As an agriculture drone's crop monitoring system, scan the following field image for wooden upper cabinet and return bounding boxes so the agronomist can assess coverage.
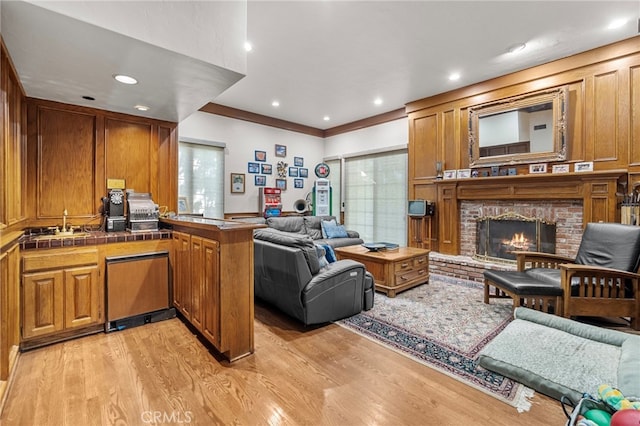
[589,70,620,162]
[25,99,177,226]
[409,112,438,181]
[105,119,156,195]
[631,66,640,167]
[1,40,26,229]
[36,107,97,219]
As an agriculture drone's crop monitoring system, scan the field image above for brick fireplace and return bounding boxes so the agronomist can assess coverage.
[428,171,624,283]
[461,200,583,259]
[431,199,583,282]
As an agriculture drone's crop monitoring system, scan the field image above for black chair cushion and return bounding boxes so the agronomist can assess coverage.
[575,223,640,272]
[484,270,563,296]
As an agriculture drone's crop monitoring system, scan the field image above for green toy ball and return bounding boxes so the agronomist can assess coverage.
[584,409,612,426]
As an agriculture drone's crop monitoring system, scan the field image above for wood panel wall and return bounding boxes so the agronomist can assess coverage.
[406,36,640,254]
[1,38,27,231]
[25,99,178,228]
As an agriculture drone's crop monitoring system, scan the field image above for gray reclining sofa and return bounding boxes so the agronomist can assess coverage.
[253,228,374,325]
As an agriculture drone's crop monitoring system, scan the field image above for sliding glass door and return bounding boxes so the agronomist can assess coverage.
[343,149,407,245]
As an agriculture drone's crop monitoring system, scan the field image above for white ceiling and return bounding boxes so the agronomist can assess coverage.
[2,1,639,129]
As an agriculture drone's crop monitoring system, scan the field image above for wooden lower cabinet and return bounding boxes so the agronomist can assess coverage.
[173,232,220,347]
[172,231,191,318]
[21,248,101,343]
[201,239,220,345]
[171,225,254,361]
[0,237,21,400]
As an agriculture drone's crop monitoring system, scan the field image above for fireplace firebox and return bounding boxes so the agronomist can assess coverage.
[475,213,556,262]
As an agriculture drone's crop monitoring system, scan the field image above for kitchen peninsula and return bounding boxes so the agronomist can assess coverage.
[161,216,265,362]
[17,216,264,363]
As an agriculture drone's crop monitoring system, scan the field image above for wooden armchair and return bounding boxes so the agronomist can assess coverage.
[484,222,640,330]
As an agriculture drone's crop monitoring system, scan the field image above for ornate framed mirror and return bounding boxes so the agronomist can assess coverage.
[468,85,568,168]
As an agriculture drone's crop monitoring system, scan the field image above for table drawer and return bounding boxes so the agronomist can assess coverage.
[394,259,415,272]
[394,267,428,286]
[413,255,428,268]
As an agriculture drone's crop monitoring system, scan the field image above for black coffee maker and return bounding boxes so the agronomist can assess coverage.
[102,188,126,232]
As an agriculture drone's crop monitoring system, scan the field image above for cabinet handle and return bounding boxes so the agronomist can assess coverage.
[401,263,409,268]
[417,258,425,263]
[400,275,408,281]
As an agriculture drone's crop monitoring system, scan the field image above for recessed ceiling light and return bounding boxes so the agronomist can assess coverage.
[448,72,461,81]
[507,43,527,54]
[272,100,280,107]
[607,18,628,30]
[373,98,383,106]
[113,74,138,85]
[134,105,150,111]
[244,41,253,52]
[323,116,330,121]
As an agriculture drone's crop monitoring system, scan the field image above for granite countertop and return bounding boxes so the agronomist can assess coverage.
[160,215,267,230]
[19,228,172,251]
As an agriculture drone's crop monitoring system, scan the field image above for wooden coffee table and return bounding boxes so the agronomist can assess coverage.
[334,245,430,297]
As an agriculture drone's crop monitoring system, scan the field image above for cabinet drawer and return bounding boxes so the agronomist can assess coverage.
[394,267,428,286]
[22,248,98,272]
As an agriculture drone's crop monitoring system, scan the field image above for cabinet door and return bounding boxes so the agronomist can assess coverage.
[22,270,64,338]
[190,236,204,332]
[172,232,191,318]
[201,238,220,346]
[64,266,100,329]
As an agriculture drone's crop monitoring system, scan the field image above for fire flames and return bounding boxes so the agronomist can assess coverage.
[502,232,531,250]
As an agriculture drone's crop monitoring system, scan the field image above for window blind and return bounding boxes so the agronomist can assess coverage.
[178,141,224,218]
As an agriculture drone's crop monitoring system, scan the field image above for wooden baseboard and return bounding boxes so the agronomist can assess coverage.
[20,324,104,351]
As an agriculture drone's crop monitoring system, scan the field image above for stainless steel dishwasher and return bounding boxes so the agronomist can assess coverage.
[105,250,175,331]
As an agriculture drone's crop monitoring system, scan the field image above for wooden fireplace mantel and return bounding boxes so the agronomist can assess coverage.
[435,169,627,255]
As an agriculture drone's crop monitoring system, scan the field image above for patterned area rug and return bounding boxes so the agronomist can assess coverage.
[336,274,534,412]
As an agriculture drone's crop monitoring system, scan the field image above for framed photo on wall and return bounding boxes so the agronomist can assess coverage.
[294,157,304,167]
[261,163,272,174]
[288,167,298,177]
[255,175,266,186]
[276,178,287,190]
[231,173,245,193]
[275,144,287,157]
[299,168,308,178]
[255,150,267,162]
[248,162,260,173]
[294,178,303,189]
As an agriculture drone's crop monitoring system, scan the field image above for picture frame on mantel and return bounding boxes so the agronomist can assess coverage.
[529,163,547,174]
[443,170,456,179]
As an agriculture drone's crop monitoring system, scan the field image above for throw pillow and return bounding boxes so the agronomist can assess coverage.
[320,218,335,238]
[314,244,329,268]
[321,219,348,239]
[321,244,337,263]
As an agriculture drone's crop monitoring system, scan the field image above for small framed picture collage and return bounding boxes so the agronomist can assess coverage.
[240,145,307,190]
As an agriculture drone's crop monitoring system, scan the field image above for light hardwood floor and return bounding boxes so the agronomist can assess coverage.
[1,303,567,425]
